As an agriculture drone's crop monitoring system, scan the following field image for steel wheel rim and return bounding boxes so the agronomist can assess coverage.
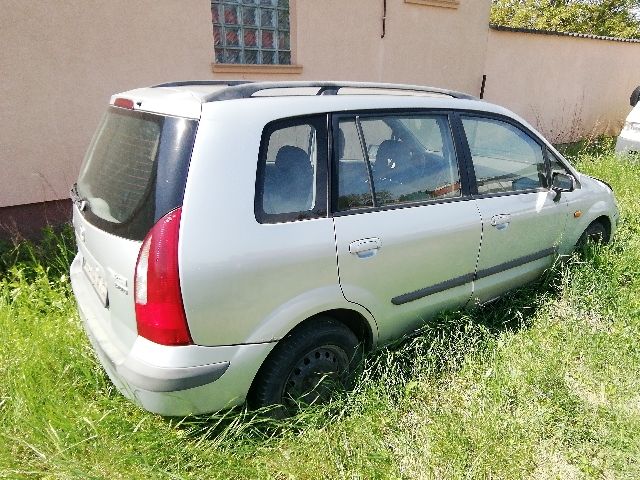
[281,345,350,407]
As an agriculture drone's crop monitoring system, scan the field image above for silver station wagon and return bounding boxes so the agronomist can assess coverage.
[70,81,618,416]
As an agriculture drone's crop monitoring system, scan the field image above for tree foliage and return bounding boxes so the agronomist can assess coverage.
[490,0,640,39]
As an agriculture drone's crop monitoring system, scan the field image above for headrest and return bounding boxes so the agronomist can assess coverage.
[275,146,311,175]
[375,140,410,175]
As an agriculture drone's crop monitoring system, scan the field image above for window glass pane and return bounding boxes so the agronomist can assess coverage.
[244,49,258,64]
[214,47,225,63]
[212,4,220,23]
[223,5,239,24]
[243,28,258,47]
[548,149,570,176]
[365,115,460,206]
[277,10,290,30]
[225,27,241,46]
[278,51,291,65]
[261,50,275,64]
[242,6,257,25]
[263,124,317,214]
[223,48,241,63]
[462,117,545,194]
[278,31,290,50]
[261,30,274,49]
[213,25,222,46]
[212,0,291,64]
[261,8,276,27]
[335,119,374,211]
[335,115,459,211]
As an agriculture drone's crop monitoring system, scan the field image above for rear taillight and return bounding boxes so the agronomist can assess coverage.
[134,208,192,346]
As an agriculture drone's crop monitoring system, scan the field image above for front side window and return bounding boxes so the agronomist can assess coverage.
[547,149,571,177]
[335,114,460,211]
[462,116,546,194]
[212,0,291,65]
[257,116,327,223]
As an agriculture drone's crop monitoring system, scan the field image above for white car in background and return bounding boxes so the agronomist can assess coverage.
[616,85,640,154]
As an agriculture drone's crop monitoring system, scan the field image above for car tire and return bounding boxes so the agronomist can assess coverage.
[249,316,360,417]
[578,220,608,248]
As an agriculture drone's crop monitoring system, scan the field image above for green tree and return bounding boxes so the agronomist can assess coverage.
[490,0,640,39]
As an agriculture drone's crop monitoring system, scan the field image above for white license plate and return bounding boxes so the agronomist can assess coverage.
[82,256,109,308]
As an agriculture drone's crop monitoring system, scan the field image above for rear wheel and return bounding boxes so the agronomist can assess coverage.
[249,317,360,417]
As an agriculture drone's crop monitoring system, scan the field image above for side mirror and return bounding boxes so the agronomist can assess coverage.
[631,85,640,107]
[551,172,575,201]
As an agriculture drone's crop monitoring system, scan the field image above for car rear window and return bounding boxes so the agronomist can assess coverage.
[76,107,197,240]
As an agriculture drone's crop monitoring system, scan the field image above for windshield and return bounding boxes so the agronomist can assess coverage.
[77,107,197,240]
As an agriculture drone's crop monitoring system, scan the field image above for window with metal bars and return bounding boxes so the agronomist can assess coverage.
[212,0,291,65]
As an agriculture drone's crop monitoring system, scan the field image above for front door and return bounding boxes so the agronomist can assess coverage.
[331,113,482,342]
[458,114,570,304]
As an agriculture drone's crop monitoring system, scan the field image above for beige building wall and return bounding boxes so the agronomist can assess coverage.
[212,0,492,95]
[10,0,640,213]
[0,0,213,208]
[484,28,640,143]
[1,0,492,210]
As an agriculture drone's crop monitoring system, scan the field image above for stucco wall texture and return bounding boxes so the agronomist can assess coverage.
[0,0,213,208]
[1,0,639,210]
[484,29,640,144]
[213,0,492,93]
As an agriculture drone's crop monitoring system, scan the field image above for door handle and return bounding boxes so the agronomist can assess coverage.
[490,214,511,230]
[349,237,381,258]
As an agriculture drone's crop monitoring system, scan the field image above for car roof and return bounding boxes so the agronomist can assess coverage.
[110,80,515,122]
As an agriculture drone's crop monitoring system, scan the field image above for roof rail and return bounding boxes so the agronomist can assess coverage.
[200,81,477,102]
[151,80,253,88]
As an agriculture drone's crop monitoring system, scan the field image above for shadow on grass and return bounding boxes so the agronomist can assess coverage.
[0,224,75,281]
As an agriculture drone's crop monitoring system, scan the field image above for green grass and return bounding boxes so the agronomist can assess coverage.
[2,146,640,479]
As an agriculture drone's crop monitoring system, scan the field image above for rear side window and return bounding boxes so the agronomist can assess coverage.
[76,107,197,240]
[256,115,328,223]
[335,114,460,211]
[461,116,546,194]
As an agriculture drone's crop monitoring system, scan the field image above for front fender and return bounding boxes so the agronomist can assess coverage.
[560,198,614,254]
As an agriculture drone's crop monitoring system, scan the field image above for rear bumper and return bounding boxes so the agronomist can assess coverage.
[70,253,276,416]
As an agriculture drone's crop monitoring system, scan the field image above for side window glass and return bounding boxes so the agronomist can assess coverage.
[548,149,571,178]
[462,117,545,194]
[260,121,319,218]
[335,115,461,211]
[365,115,460,206]
[336,119,374,210]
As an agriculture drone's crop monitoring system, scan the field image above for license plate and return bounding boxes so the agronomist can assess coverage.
[82,256,109,308]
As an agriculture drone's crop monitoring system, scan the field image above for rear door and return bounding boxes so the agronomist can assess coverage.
[457,114,570,303]
[331,112,482,342]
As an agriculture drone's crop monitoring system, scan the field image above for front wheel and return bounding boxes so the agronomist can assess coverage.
[577,220,608,248]
[249,317,360,417]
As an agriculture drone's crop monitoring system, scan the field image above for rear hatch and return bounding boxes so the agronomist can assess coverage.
[72,103,198,353]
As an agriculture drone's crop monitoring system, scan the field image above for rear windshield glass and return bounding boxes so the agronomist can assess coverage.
[76,107,197,240]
